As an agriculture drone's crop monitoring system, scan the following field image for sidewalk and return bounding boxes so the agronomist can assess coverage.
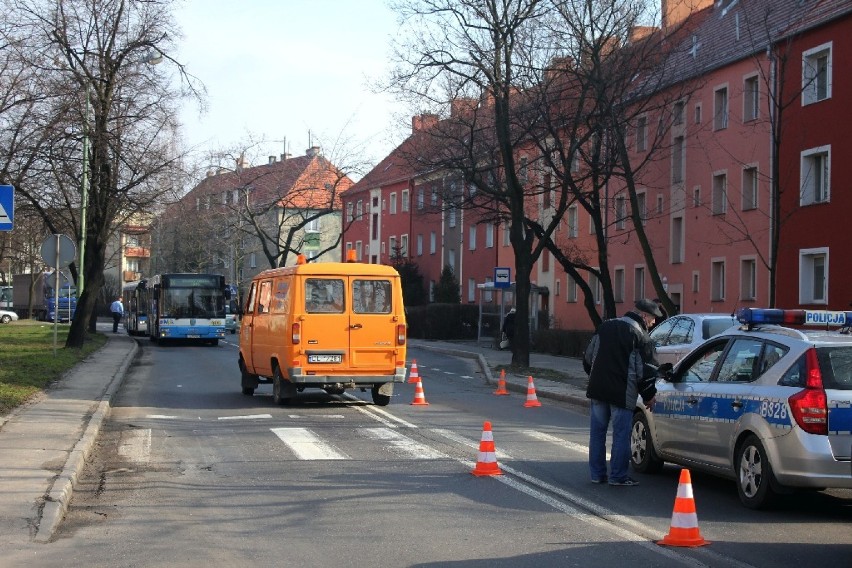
[0,329,586,547]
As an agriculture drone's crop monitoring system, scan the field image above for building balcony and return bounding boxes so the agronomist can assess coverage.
[123,270,142,282]
[124,246,151,258]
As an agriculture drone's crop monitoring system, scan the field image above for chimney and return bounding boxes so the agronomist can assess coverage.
[545,56,574,81]
[268,155,277,164]
[306,146,321,158]
[629,25,658,43]
[411,113,439,133]
[661,0,713,30]
[235,155,246,171]
[450,98,477,118]
[281,153,291,161]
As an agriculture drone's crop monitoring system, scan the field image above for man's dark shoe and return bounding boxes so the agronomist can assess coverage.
[609,477,640,487]
[591,476,608,484]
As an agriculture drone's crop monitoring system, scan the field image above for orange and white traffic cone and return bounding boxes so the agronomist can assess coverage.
[410,379,429,406]
[658,469,710,547]
[493,369,509,395]
[523,376,542,408]
[407,359,421,384]
[471,421,503,476]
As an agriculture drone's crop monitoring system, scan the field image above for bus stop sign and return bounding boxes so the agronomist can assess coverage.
[494,267,511,288]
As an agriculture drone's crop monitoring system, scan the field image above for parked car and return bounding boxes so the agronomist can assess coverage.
[631,308,852,509]
[0,308,19,324]
[649,313,737,365]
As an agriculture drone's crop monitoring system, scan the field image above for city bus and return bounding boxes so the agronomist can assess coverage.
[147,273,230,345]
[122,280,149,336]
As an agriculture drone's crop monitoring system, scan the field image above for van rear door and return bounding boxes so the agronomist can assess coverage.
[349,277,399,373]
[301,277,350,372]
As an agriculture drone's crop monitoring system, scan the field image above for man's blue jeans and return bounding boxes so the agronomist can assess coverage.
[589,400,633,482]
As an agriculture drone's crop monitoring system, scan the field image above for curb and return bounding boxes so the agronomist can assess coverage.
[34,338,139,543]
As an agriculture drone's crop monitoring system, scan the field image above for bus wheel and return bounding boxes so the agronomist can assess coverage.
[208,339,219,346]
[272,365,293,406]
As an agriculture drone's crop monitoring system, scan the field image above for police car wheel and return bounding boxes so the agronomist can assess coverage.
[630,412,664,473]
[736,435,777,509]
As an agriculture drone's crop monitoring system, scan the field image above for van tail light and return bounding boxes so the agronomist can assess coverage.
[396,324,406,346]
[788,348,828,435]
[292,322,301,345]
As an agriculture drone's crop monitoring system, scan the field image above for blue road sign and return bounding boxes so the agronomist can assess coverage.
[0,185,13,231]
[494,266,511,288]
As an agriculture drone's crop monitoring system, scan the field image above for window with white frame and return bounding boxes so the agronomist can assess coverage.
[382,241,387,255]
[468,278,476,302]
[672,136,685,184]
[233,189,240,205]
[416,234,423,256]
[484,277,493,302]
[305,216,320,233]
[448,207,457,228]
[657,194,664,214]
[711,259,726,301]
[417,188,424,210]
[636,191,647,224]
[673,101,685,125]
[503,221,511,246]
[195,197,200,211]
[714,86,728,130]
[555,279,561,297]
[591,272,601,304]
[485,223,494,248]
[468,183,477,198]
[355,241,363,261]
[633,266,645,301]
[800,146,830,205]
[636,115,647,152]
[401,234,408,257]
[567,205,578,238]
[742,166,758,210]
[744,75,759,121]
[356,199,363,220]
[740,257,756,301]
[250,253,257,268]
[431,187,438,206]
[429,280,435,302]
[390,192,397,214]
[430,231,436,254]
[402,189,410,212]
[802,42,832,105]
[448,249,456,272]
[615,195,627,230]
[614,268,625,303]
[222,191,228,205]
[799,248,828,304]
[694,103,702,124]
[712,173,727,215]
[469,225,476,250]
[346,202,354,222]
[693,186,701,208]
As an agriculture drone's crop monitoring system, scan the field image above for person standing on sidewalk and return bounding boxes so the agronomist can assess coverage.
[583,299,660,486]
[110,297,124,333]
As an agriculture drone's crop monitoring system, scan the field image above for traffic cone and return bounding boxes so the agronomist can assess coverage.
[407,359,421,384]
[471,421,503,476]
[410,379,429,405]
[658,469,710,547]
[493,369,509,395]
[523,376,542,407]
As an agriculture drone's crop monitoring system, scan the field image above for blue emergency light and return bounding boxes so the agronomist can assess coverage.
[737,308,852,327]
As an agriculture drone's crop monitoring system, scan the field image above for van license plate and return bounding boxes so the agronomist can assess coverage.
[308,354,342,363]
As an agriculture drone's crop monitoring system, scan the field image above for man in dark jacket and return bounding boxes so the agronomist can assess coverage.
[583,299,660,486]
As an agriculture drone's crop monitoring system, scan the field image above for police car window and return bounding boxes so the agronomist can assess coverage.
[305,279,345,314]
[758,343,787,376]
[649,318,675,346]
[778,354,806,388]
[715,338,763,383]
[816,347,852,390]
[353,280,392,314]
[680,340,727,383]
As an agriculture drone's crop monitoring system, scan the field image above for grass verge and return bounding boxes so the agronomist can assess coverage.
[0,320,107,416]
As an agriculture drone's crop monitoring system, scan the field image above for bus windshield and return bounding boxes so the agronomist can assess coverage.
[160,287,225,319]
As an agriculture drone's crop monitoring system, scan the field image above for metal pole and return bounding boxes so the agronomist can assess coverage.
[78,89,89,299]
[53,235,60,356]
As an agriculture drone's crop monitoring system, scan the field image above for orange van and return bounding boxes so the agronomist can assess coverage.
[238,255,407,405]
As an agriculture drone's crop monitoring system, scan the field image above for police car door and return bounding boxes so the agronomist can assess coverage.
[654,338,729,463]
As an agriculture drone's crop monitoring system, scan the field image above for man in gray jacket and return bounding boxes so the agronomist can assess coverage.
[584,299,660,486]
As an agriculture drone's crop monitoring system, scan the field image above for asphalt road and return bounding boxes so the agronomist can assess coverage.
[22,338,851,568]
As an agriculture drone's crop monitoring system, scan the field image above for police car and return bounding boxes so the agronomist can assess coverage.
[630,308,852,509]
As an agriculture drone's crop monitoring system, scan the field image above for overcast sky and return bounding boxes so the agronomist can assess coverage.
[174,0,409,171]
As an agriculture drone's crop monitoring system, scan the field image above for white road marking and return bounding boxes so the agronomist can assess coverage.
[218,414,272,421]
[432,428,512,460]
[362,428,448,459]
[342,393,419,428]
[146,415,180,420]
[118,428,151,465]
[524,430,593,456]
[271,427,347,460]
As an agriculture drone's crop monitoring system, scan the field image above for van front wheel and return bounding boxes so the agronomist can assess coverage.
[272,365,292,406]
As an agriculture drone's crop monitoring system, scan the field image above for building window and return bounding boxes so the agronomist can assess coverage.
[614,268,625,303]
[401,234,408,257]
[657,195,664,215]
[390,192,397,214]
[430,231,436,254]
[233,189,240,205]
[222,191,228,205]
[484,277,493,302]
[250,253,257,269]
[401,189,410,212]
[468,278,476,302]
[712,173,727,215]
[355,241,363,261]
[485,224,494,248]
[447,249,456,272]
[714,86,728,130]
[694,103,702,124]
[673,101,685,125]
[417,188,424,210]
[416,234,423,256]
[740,257,756,301]
[356,200,363,220]
[800,146,830,205]
[431,187,438,206]
[468,225,476,250]
[692,271,700,293]
[503,221,510,246]
[519,156,528,184]
[744,75,759,121]
[802,43,832,105]
[591,271,601,304]
[567,275,578,303]
[305,217,320,233]
[346,203,354,223]
[195,197,200,211]
[615,195,627,230]
[672,216,684,264]
[742,166,758,210]
[636,191,647,224]
[636,115,647,152]
[372,213,379,239]
[711,259,726,301]
[799,248,828,304]
[567,205,578,238]
[633,266,645,301]
[672,135,685,184]
[448,207,457,228]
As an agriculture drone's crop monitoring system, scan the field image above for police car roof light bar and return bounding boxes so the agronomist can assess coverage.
[737,308,852,328]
